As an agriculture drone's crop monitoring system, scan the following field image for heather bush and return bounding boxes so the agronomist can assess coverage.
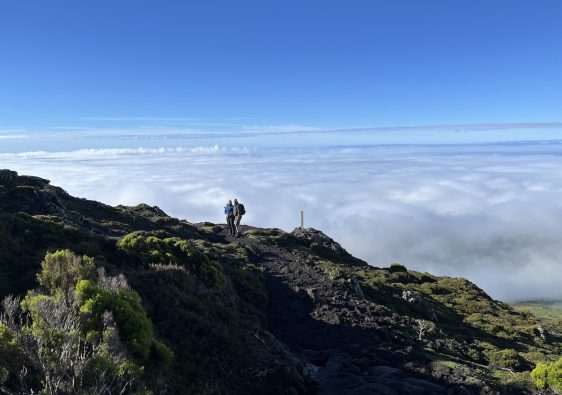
[37,249,96,293]
[389,262,408,273]
[0,250,172,394]
[486,349,527,371]
[531,357,562,392]
[118,232,226,291]
[76,279,173,364]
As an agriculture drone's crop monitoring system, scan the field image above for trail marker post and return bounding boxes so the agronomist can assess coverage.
[300,210,304,228]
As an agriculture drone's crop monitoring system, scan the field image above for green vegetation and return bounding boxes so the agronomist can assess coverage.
[118,232,226,291]
[0,323,23,389]
[486,349,528,371]
[0,171,295,394]
[0,250,172,394]
[307,252,562,389]
[513,301,562,323]
[531,357,562,392]
[389,262,408,272]
[76,279,173,364]
[37,249,96,292]
[113,231,277,393]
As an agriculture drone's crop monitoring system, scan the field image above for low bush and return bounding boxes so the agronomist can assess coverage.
[0,250,173,394]
[389,263,408,273]
[486,349,527,371]
[77,279,157,362]
[37,249,96,293]
[118,232,226,291]
[531,357,562,392]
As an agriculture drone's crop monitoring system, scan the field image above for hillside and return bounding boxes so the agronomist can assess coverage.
[0,169,561,394]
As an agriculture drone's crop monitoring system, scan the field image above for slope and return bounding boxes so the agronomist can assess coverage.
[0,169,560,394]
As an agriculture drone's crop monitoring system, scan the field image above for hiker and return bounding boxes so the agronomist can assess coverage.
[233,198,246,237]
[224,200,235,237]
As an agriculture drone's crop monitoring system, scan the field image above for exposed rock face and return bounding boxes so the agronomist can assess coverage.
[290,227,367,266]
[0,169,50,188]
[402,289,424,304]
[348,277,365,300]
[291,227,349,256]
[0,169,18,184]
[536,325,548,342]
[0,170,67,217]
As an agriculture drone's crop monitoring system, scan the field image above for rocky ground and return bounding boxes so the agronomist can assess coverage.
[220,228,520,394]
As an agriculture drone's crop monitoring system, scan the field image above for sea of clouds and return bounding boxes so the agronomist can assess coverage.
[2,140,562,302]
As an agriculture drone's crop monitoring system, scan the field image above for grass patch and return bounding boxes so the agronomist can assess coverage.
[512,301,562,322]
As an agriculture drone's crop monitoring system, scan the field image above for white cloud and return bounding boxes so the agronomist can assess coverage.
[3,142,562,302]
[0,145,253,160]
[241,124,323,133]
[0,134,28,139]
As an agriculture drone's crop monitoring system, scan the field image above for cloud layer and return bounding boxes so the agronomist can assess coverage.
[3,142,562,302]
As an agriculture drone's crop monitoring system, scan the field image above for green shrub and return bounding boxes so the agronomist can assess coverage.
[25,249,173,373]
[531,357,562,392]
[420,273,437,283]
[199,260,226,291]
[229,265,268,307]
[118,232,225,291]
[0,324,23,388]
[118,233,205,267]
[77,280,159,362]
[150,339,175,368]
[420,282,451,296]
[85,351,119,383]
[310,242,331,257]
[531,363,548,389]
[486,349,527,371]
[16,277,147,393]
[37,249,95,293]
[524,351,547,364]
[389,263,408,273]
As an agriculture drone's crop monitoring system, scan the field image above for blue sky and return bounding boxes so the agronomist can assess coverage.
[1,1,561,136]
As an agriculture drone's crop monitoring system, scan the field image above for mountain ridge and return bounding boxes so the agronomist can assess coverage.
[0,169,560,394]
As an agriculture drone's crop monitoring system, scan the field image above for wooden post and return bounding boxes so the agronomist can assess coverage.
[300,210,304,228]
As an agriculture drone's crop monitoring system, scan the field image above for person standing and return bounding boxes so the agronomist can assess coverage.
[233,198,245,237]
[224,200,235,236]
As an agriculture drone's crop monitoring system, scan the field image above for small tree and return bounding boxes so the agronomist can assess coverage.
[0,250,172,395]
[415,319,435,341]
